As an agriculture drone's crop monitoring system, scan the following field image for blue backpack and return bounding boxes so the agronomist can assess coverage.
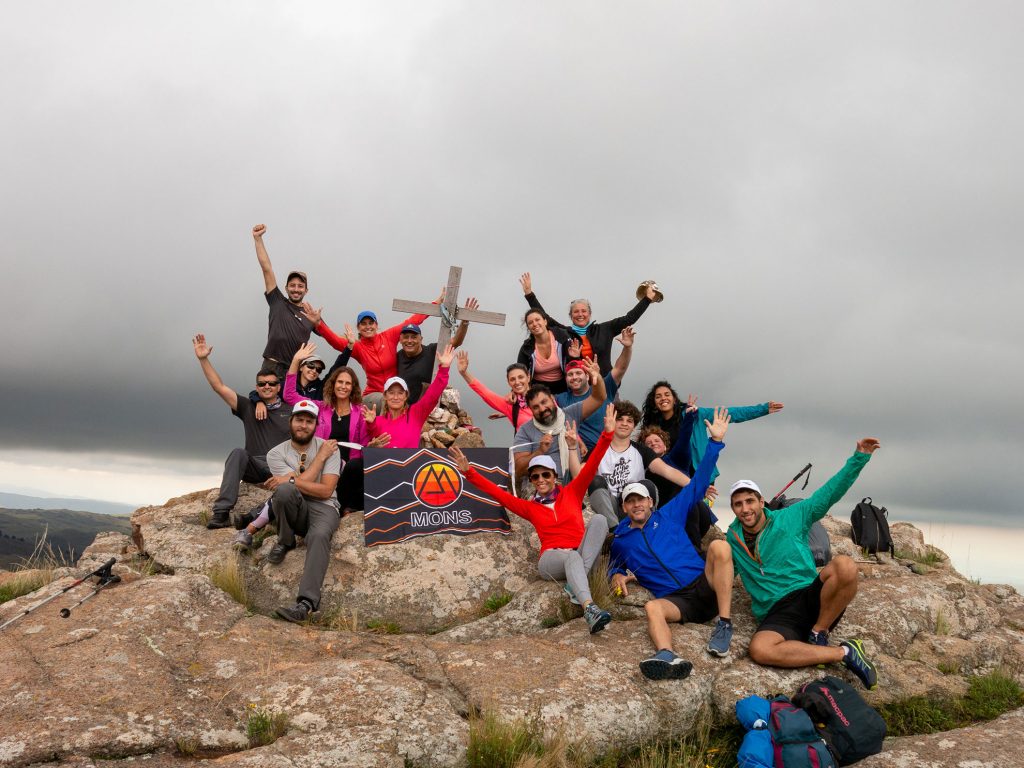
[736,694,836,768]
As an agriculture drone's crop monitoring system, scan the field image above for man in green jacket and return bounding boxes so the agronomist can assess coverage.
[726,437,881,689]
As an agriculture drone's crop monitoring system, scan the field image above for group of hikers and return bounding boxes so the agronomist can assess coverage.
[193,224,881,689]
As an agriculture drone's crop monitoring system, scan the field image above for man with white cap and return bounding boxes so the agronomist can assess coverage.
[451,406,617,634]
[252,224,317,379]
[609,408,734,681]
[264,399,342,623]
[725,437,882,689]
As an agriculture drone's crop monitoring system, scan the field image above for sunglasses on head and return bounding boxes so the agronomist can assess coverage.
[529,470,555,481]
[256,380,280,387]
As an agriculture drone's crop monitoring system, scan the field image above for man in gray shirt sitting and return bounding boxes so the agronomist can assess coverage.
[263,400,342,623]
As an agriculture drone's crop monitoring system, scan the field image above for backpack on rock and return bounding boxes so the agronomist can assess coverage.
[849,497,894,556]
[792,675,886,765]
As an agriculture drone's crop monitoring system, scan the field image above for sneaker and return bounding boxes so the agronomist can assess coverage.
[808,629,830,646]
[840,639,878,690]
[231,529,254,552]
[583,603,611,634]
[639,649,693,681]
[706,619,733,657]
[206,512,231,530]
[275,600,313,624]
[232,507,257,530]
[266,542,294,565]
[563,583,580,605]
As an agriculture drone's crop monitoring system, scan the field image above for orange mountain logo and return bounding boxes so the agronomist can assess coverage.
[412,462,463,509]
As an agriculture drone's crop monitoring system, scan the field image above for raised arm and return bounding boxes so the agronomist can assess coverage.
[648,457,690,488]
[315,318,351,353]
[565,404,616,495]
[578,358,607,420]
[450,445,538,524]
[193,334,238,410]
[520,273,568,331]
[564,419,583,479]
[794,438,878,527]
[252,224,277,294]
[609,326,634,384]
[408,345,453,423]
[451,297,478,348]
[660,407,731,525]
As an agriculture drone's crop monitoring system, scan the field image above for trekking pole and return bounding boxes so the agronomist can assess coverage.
[0,558,116,632]
[59,569,121,618]
[768,463,812,508]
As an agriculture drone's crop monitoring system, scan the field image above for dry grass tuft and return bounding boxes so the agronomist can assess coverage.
[208,553,250,608]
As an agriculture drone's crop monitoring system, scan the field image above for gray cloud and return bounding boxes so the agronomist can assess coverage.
[1,3,1019,526]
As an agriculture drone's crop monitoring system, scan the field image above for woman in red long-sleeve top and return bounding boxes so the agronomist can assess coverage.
[449,404,618,635]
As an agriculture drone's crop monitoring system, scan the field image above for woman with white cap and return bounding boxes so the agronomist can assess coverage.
[362,344,455,449]
[449,405,618,635]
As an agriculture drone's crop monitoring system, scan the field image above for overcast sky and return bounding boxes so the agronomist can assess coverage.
[1,3,1020,530]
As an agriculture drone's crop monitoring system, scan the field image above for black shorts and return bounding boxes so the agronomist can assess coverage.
[756,577,844,641]
[661,572,719,625]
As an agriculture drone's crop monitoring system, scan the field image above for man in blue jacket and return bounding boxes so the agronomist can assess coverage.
[609,408,734,681]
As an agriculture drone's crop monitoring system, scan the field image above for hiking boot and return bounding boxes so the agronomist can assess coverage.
[808,629,830,646]
[231,529,254,552]
[639,649,693,681]
[266,542,294,565]
[706,619,733,657]
[206,511,231,530]
[841,639,878,690]
[232,508,257,530]
[563,583,580,605]
[583,603,611,634]
[275,599,313,624]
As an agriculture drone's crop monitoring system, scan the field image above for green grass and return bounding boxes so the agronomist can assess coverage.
[245,703,288,747]
[481,591,514,616]
[317,605,360,631]
[895,547,944,566]
[877,669,1024,737]
[539,616,562,629]
[366,619,402,634]
[934,608,951,635]
[252,524,277,551]
[466,710,543,768]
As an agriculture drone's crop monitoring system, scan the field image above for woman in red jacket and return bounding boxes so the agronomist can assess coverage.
[449,404,617,634]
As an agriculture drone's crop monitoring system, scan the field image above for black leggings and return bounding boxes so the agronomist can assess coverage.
[338,457,364,513]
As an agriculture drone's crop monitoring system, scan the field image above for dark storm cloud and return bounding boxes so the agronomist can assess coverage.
[1,3,1020,525]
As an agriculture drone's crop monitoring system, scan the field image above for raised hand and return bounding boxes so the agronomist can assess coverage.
[856,438,881,455]
[567,337,582,359]
[538,434,554,454]
[685,393,698,414]
[617,326,635,347]
[254,401,268,421]
[768,401,785,414]
[300,302,322,326]
[361,403,378,425]
[292,341,318,364]
[464,297,479,312]
[519,272,532,295]
[603,403,618,433]
[448,446,470,473]
[705,407,731,442]
[581,356,601,385]
[252,224,266,240]
[564,419,579,451]
[192,334,212,360]
[367,433,391,448]
[456,350,470,375]
[644,282,659,301]
[436,287,447,304]
[343,323,357,345]
[437,344,455,368]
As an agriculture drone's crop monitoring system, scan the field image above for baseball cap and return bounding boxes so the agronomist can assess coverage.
[621,482,651,501]
[286,270,307,285]
[729,479,762,498]
[300,354,324,367]
[357,310,377,324]
[527,455,557,472]
[400,323,422,335]
[291,400,319,418]
[383,376,409,392]
[565,359,587,372]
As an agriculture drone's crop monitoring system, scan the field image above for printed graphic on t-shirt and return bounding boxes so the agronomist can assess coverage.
[598,446,646,498]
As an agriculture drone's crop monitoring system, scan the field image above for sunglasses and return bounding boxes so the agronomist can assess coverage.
[529,470,555,481]
[256,380,280,387]
[303,363,325,373]
[298,452,306,474]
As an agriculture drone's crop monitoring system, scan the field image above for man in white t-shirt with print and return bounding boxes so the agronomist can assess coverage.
[589,401,691,526]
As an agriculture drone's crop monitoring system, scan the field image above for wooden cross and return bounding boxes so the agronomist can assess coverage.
[392,266,506,371]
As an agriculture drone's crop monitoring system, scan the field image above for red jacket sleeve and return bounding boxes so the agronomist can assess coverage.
[465,467,538,525]
[468,379,515,421]
[316,320,350,353]
[565,429,613,501]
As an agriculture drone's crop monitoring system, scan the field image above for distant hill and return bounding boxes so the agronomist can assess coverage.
[0,492,137,516]
[0,508,132,570]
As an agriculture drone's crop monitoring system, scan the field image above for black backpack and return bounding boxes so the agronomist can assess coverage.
[850,497,894,556]
[793,676,886,765]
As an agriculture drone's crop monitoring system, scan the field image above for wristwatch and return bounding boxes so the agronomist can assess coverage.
[288,477,296,484]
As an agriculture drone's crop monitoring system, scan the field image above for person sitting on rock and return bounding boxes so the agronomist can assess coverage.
[512,357,606,482]
[638,393,699,506]
[519,271,659,376]
[362,344,456,449]
[587,400,692,527]
[609,408,734,681]
[726,437,882,689]
[263,400,342,623]
[192,333,292,530]
[555,326,635,453]
[449,407,618,634]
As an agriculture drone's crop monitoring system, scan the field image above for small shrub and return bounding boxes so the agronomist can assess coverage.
[962,668,1024,720]
[245,703,288,747]
[937,660,961,675]
[252,524,277,551]
[366,619,401,635]
[174,736,199,756]
[209,553,249,608]
[895,548,944,566]
[481,591,514,616]
[934,608,951,636]
[466,710,542,768]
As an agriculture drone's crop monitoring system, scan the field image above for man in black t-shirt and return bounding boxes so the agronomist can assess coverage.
[193,334,292,529]
[395,298,477,403]
[252,224,317,378]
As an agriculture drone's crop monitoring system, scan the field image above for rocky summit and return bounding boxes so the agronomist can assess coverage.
[0,489,1021,767]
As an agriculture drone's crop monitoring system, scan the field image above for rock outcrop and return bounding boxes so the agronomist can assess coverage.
[0,490,1021,767]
